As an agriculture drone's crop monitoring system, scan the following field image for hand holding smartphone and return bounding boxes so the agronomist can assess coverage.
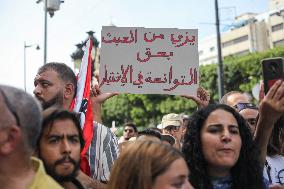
[261,57,284,94]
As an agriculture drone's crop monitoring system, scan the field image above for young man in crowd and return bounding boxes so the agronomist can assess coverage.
[119,122,138,143]
[37,109,104,189]
[33,62,119,185]
[235,102,259,135]
[0,85,62,189]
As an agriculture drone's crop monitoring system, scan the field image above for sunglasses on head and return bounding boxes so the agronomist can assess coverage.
[233,103,258,112]
[0,89,21,127]
[164,125,180,132]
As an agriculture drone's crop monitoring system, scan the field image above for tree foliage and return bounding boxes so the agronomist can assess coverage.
[102,46,284,128]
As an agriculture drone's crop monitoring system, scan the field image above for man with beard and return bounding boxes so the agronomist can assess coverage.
[37,109,102,189]
[33,63,119,187]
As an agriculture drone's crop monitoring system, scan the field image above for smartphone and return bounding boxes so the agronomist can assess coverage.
[261,57,284,94]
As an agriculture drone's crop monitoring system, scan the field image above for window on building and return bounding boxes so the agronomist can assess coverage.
[199,50,203,55]
[273,39,284,47]
[222,35,249,48]
[234,49,250,56]
[271,23,284,32]
[222,41,234,48]
[270,12,278,17]
[210,47,215,52]
[234,35,249,44]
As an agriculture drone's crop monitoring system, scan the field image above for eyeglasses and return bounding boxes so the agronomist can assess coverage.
[124,129,134,133]
[233,103,258,112]
[246,118,257,126]
[0,89,21,127]
[164,125,180,132]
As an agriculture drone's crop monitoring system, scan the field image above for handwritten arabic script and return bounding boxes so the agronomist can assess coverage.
[100,26,199,95]
[100,64,198,91]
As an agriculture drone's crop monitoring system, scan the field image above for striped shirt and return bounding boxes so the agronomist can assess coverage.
[87,121,119,182]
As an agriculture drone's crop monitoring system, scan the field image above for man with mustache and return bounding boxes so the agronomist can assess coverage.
[33,62,119,187]
[37,109,100,188]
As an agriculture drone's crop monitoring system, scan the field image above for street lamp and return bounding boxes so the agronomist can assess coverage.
[36,0,63,64]
[24,42,40,92]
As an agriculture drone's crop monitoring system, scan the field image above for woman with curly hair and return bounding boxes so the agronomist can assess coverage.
[182,104,268,189]
[107,141,193,189]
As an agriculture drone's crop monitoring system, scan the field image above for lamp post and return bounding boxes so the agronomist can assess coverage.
[37,0,63,64]
[71,31,100,82]
[215,0,225,100]
[24,42,40,92]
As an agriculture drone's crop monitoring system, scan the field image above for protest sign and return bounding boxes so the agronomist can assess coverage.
[99,26,199,95]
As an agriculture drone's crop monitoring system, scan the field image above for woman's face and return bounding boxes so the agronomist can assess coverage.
[152,158,194,189]
[200,109,242,177]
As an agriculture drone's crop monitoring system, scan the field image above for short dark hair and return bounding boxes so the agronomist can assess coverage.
[138,129,161,140]
[38,110,84,149]
[37,62,77,98]
[124,122,138,133]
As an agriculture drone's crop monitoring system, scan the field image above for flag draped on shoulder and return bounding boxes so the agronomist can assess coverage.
[70,39,93,176]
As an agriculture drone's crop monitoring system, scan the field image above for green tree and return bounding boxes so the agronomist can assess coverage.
[102,46,284,128]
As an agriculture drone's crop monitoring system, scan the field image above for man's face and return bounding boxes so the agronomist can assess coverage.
[33,70,64,110]
[123,126,136,140]
[239,108,259,135]
[38,119,81,182]
[163,125,182,141]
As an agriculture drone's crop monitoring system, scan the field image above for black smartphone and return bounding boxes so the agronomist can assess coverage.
[261,57,284,94]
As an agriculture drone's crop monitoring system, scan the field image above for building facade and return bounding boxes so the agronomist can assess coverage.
[199,0,284,65]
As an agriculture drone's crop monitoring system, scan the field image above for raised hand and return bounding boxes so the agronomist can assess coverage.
[182,87,210,109]
[90,78,118,123]
[254,79,284,166]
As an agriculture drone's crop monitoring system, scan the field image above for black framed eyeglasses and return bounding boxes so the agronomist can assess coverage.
[0,89,21,127]
[233,103,258,112]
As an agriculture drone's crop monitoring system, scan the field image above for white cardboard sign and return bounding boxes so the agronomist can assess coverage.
[99,26,199,96]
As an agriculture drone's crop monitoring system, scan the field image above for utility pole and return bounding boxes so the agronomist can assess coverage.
[215,0,225,100]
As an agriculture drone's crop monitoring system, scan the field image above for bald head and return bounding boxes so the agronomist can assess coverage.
[220,91,250,107]
[0,85,42,151]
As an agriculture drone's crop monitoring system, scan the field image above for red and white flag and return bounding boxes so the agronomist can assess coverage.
[70,39,93,176]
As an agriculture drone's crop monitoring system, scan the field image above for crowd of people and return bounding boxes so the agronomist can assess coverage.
[0,62,284,189]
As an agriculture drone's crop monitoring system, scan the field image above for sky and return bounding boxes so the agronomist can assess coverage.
[0,0,268,94]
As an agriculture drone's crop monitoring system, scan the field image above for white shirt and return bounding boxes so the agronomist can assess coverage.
[263,155,284,185]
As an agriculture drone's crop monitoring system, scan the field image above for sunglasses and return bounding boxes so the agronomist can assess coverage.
[0,89,21,127]
[164,125,180,132]
[124,129,134,133]
[233,103,258,112]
